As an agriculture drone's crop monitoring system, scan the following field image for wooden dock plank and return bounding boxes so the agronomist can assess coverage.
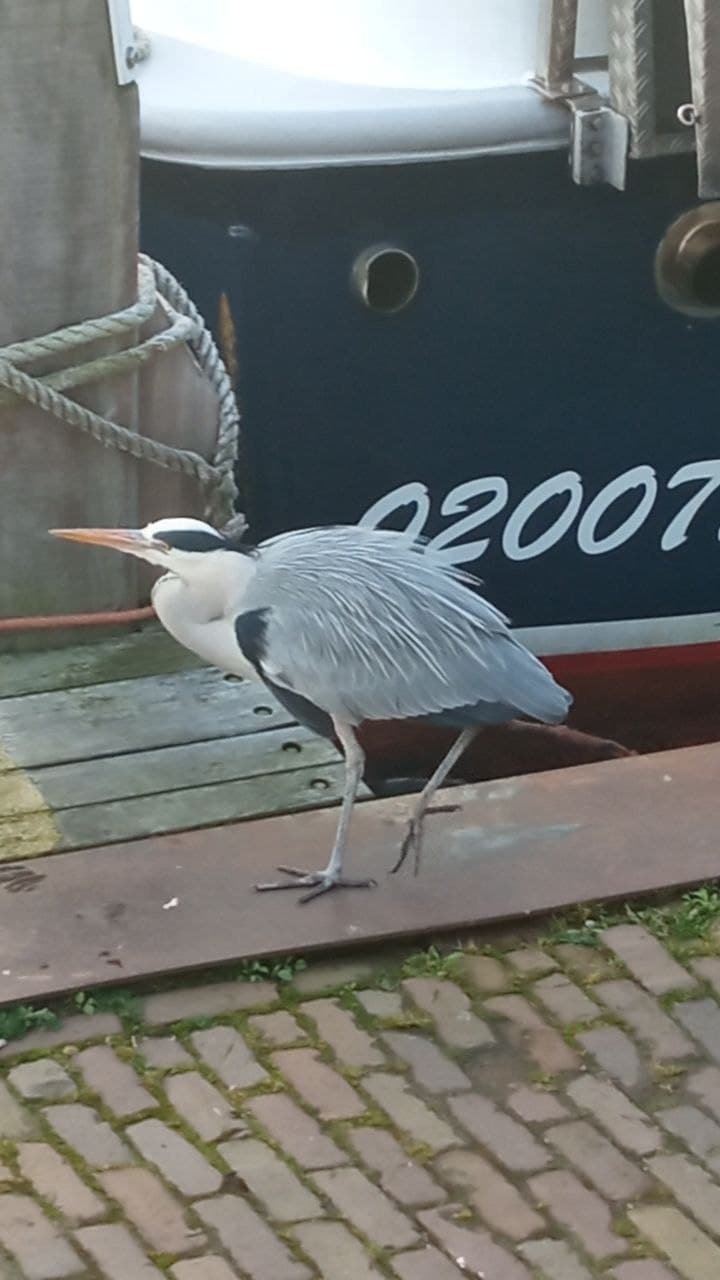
[2,627,201,699]
[0,727,340,814]
[0,669,289,769]
[2,743,719,1005]
[0,761,363,860]
[0,656,360,865]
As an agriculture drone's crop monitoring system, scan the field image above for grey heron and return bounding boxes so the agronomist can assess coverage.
[51,518,572,902]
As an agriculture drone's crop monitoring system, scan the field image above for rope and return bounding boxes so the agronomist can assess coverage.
[0,255,240,527]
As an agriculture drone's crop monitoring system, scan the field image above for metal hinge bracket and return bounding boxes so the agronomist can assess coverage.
[568,97,630,190]
[105,0,144,85]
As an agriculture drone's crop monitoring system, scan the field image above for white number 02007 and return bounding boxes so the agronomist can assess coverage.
[358,460,720,566]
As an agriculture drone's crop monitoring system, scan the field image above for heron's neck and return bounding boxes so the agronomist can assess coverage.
[151,551,256,627]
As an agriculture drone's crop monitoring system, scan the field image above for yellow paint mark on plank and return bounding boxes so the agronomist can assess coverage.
[0,746,59,858]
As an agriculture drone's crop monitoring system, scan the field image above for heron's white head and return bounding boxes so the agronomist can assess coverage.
[50,517,253,587]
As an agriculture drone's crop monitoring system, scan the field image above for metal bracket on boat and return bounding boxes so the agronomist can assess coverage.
[567,96,629,190]
[529,0,591,103]
[681,0,720,199]
[530,0,720,198]
[529,0,629,189]
[105,0,144,85]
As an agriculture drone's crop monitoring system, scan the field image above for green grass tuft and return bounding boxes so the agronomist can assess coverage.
[0,1004,60,1044]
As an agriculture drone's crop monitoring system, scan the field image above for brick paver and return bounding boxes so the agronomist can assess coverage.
[138,1035,193,1069]
[143,980,277,1025]
[17,1143,105,1225]
[291,1220,383,1279]
[686,1064,720,1118]
[528,1168,628,1259]
[312,1165,419,1248]
[485,994,580,1072]
[673,998,720,1062]
[363,1072,458,1151]
[448,1093,551,1172]
[8,1061,75,1103]
[462,953,509,992]
[418,1205,533,1280]
[657,1106,720,1175]
[612,1264,680,1280]
[195,1195,311,1280]
[546,1120,651,1200]
[271,1047,365,1118]
[190,1027,268,1090]
[0,1195,83,1279]
[381,1030,471,1093]
[629,1205,720,1280]
[594,980,694,1059]
[346,1126,445,1206]
[165,1072,246,1142]
[248,1011,304,1047]
[171,1262,240,1280]
[565,1074,661,1154]
[436,1148,544,1239]
[75,1222,164,1278]
[43,1103,132,1168]
[507,1086,570,1123]
[245,1093,348,1168]
[300,998,383,1068]
[75,1045,155,1118]
[520,1236,594,1280]
[600,925,696,996]
[533,971,600,1023]
[218,1138,323,1221]
[127,1120,223,1196]
[99,1167,206,1255]
[577,1025,645,1089]
[0,1081,36,1139]
[402,976,495,1048]
[5,926,720,1280]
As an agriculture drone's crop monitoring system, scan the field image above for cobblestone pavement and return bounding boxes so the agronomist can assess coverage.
[3,924,720,1278]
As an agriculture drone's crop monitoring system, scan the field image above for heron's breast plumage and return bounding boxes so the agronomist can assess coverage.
[152,572,261,682]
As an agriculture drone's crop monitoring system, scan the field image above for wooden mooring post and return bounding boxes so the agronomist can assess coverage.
[0,0,223,649]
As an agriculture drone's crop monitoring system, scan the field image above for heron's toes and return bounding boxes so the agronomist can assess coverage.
[391,817,425,876]
[254,868,320,892]
[255,868,376,903]
[298,875,376,904]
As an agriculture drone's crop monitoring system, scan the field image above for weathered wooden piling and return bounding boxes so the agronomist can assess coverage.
[0,0,228,647]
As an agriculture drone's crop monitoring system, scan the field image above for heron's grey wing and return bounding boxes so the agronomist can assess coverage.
[239,527,571,726]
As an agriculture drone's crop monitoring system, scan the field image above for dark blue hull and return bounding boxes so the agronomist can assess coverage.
[140,150,720,663]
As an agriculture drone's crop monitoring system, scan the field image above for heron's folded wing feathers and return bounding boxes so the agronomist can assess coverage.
[240,528,570,726]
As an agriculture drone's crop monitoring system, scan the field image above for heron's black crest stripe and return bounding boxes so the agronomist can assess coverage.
[234,609,270,674]
[263,677,335,742]
[159,530,228,553]
[158,529,257,555]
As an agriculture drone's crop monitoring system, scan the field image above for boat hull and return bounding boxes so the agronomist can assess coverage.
[139,148,720,769]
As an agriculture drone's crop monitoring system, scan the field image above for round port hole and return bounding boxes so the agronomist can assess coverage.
[656,203,720,317]
[352,245,420,314]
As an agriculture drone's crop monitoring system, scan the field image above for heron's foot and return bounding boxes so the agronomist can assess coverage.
[255,866,377,904]
[391,816,425,877]
[392,801,461,877]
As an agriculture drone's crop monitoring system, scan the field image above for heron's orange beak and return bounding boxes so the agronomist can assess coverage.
[49,528,156,555]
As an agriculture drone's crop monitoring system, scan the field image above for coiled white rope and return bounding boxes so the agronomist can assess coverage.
[0,254,240,526]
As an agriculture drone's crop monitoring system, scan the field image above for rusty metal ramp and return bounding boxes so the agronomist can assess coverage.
[2,742,719,1006]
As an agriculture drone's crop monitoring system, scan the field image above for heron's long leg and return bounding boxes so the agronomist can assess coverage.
[392,726,477,877]
[255,718,376,903]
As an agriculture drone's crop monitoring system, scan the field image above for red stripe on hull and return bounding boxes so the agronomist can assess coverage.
[547,640,720,677]
[358,640,720,789]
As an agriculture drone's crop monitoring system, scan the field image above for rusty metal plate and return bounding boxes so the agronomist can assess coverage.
[2,743,720,1006]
